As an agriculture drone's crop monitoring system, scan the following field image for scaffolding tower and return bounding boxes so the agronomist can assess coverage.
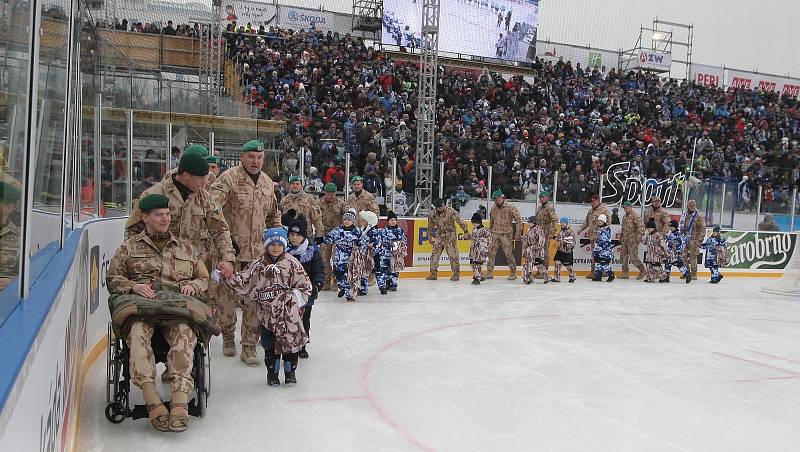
[197,0,222,116]
[352,0,382,36]
[620,18,693,80]
[412,0,440,215]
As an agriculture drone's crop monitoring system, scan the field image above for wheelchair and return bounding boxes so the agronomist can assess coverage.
[104,321,211,423]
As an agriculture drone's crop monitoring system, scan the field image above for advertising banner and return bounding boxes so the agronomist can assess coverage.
[711,230,796,270]
[635,50,672,72]
[690,64,724,87]
[537,43,619,72]
[277,6,358,35]
[220,1,277,26]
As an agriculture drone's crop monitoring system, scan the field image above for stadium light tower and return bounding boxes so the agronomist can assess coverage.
[413,0,441,215]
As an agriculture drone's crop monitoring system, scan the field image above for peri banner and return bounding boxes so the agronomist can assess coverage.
[712,230,797,270]
[691,64,724,87]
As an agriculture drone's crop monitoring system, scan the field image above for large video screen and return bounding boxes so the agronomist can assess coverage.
[382,0,539,63]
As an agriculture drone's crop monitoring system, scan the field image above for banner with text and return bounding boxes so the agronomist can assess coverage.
[690,64,724,87]
[725,69,800,98]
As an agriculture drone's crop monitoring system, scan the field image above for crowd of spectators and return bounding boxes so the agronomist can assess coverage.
[222,24,798,216]
[103,18,204,37]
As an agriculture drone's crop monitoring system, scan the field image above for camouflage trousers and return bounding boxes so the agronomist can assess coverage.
[684,240,701,276]
[619,239,645,274]
[552,263,575,281]
[126,321,196,394]
[216,261,261,347]
[488,234,516,272]
[470,260,486,281]
[522,259,550,283]
[542,237,552,268]
[644,263,665,282]
[321,243,335,288]
[430,238,460,273]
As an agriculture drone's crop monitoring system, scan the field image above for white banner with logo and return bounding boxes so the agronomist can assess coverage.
[724,69,800,98]
[635,50,672,72]
[277,6,356,35]
[690,64,724,87]
[220,1,277,26]
[537,42,620,72]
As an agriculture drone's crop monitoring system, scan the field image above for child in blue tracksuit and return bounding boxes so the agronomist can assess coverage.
[592,214,615,281]
[323,209,367,301]
[664,219,691,283]
[374,211,407,294]
[701,226,727,283]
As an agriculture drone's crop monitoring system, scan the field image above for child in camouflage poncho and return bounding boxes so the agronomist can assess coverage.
[469,212,491,285]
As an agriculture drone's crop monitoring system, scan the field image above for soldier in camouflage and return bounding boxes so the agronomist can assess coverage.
[205,155,221,189]
[679,199,706,280]
[535,191,558,270]
[488,190,523,280]
[522,216,550,284]
[162,144,208,182]
[577,194,611,278]
[106,194,209,433]
[426,198,469,281]
[279,175,325,243]
[318,183,346,290]
[644,196,671,236]
[0,180,21,291]
[210,139,282,366]
[620,201,646,279]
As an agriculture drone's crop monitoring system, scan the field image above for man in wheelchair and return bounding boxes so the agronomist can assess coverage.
[106,194,210,433]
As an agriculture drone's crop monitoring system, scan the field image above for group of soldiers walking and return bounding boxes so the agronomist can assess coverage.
[425,188,714,284]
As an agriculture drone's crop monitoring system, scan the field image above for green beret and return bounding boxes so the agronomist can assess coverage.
[288,175,302,183]
[138,194,169,212]
[206,155,220,165]
[0,181,21,203]
[323,183,337,193]
[622,200,633,207]
[351,175,363,183]
[178,152,210,176]
[491,189,504,200]
[241,140,264,153]
[184,144,209,157]
[539,190,549,198]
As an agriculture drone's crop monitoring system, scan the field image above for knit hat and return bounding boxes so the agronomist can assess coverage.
[0,181,21,203]
[263,227,288,248]
[646,218,656,229]
[241,139,264,153]
[559,216,569,225]
[669,219,679,228]
[178,152,210,176]
[359,210,379,228]
[491,189,504,200]
[281,208,296,227]
[527,215,537,224]
[288,216,308,238]
[597,214,608,224]
[343,208,357,222]
[138,194,169,212]
[323,182,337,193]
[184,144,209,157]
[622,200,633,207]
[387,210,397,221]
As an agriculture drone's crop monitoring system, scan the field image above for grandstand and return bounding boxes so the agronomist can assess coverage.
[1,1,800,451]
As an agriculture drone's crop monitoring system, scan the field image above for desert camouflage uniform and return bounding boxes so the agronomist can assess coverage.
[644,206,671,236]
[210,166,282,349]
[319,195,346,289]
[641,231,668,282]
[536,201,558,267]
[0,222,20,290]
[552,225,576,282]
[577,203,611,275]
[279,192,325,239]
[224,253,312,354]
[428,206,469,274]
[679,209,706,278]
[522,225,550,283]
[469,226,491,280]
[106,231,209,395]
[620,209,645,276]
[488,202,522,274]
[345,190,380,228]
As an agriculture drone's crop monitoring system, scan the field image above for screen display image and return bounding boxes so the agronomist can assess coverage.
[382,0,539,62]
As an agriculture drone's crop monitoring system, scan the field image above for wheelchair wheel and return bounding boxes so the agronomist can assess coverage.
[105,402,125,424]
[194,344,210,417]
[106,324,114,404]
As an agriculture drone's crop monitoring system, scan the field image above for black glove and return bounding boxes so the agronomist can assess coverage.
[315,236,324,245]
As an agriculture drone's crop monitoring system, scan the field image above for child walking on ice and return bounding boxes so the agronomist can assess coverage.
[551,217,576,283]
[701,226,727,283]
[522,216,550,284]
[469,212,491,285]
[641,218,668,283]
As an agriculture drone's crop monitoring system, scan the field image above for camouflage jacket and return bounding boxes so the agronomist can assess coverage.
[489,202,522,235]
[665,229,687,261]
[210,166,282,262]
[621,210,645,243]
[536,202,558,236]
[701,236,728,264]
[469,226,491,262]
[279,191,325,238]
[345,189,380,228]
[644,206,671,236]
[679,210,706,242]
[319,196,347,234]
[0,222,20,287]
[578,203,611,241]
[593,226,613,258]
[642,231,668,264]
[106,231,209,295]
[125,176,235,264]
[522,225,547,260]
[428,206,469,241]
[225,253,311,354]
[555,225,576,253]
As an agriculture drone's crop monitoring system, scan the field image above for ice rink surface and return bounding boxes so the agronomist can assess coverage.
[78,278,800,452]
